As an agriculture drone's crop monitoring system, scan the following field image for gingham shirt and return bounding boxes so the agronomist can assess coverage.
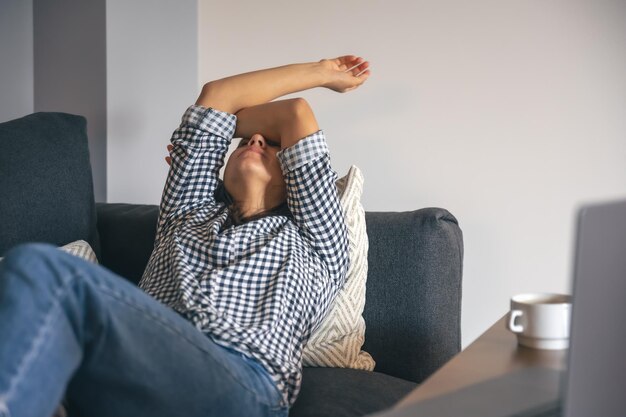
[139,105,349,407]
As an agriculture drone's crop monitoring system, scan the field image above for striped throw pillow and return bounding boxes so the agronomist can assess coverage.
[302,165,375,370]
[0,240,98,264]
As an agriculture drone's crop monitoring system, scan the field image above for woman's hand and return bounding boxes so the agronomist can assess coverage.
[320,55,371,93]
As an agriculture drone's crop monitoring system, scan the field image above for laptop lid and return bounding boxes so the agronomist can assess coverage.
[563,199,626,417]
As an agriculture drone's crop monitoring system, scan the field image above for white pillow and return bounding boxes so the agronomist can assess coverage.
[302,165,375,370]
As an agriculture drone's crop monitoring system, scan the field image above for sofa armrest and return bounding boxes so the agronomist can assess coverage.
[96,203,159,285]
[363,208,463,384]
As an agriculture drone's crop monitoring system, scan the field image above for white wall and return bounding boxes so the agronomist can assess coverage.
[0,0,33,122]
[198,0,626,347]
[106,0,198,203]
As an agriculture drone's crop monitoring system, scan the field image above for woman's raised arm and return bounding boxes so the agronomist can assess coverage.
[196,55,370,114]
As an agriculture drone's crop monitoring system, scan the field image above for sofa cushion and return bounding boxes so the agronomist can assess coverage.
[95,203,159,285]
[0,112,100,258]
[290,367,417,417]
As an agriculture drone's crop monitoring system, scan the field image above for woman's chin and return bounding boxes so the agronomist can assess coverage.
[230,163,272,183]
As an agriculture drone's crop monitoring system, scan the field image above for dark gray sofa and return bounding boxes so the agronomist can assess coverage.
[0,112,464,417]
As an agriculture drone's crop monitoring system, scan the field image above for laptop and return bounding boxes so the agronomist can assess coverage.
[369,199,626,417]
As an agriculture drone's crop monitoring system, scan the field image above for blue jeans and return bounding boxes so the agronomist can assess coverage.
[0,243,288,417]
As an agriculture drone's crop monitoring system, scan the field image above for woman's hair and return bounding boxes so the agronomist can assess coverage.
[214,181,292,226]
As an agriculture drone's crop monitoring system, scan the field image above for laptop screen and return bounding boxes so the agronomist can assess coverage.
[563,199,626,417]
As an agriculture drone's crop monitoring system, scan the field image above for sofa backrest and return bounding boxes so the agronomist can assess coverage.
[0,112,100,257]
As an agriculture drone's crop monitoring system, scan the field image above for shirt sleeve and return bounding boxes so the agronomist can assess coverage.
[158,105,237,221]
[276,130,350,288]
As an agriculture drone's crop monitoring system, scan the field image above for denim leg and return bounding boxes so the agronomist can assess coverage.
[0,243,288,417]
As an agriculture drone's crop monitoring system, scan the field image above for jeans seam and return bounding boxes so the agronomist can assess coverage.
[93,280,276,408]
[0,399,10,417]
[3,270,77,408]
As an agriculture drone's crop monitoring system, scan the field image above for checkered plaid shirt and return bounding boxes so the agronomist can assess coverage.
[139,105,349,407]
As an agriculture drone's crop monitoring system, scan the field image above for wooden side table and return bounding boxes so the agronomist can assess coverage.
[395,314,567,409]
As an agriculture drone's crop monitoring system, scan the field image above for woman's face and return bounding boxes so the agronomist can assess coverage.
[223,133,286,201]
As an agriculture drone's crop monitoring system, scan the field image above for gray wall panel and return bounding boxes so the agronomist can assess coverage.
[0,0,34,122]
[33,0,107,202]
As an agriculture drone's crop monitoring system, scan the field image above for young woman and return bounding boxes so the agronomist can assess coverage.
[0,55,370,417]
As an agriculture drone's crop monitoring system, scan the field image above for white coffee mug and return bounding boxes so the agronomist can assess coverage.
[507,293,572,350]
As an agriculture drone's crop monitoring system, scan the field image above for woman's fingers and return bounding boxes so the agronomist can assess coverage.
[340,57,368,76]
[343,56,363,72]
[332,55,360,71]
[349,60,369,76]
[165,144,173,166]
[344,61,362,73]
[355,65,371,79]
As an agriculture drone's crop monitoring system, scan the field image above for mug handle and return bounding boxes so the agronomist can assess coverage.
[507,310,524,333]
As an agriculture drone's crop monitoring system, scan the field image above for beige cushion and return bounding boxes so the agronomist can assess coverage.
[59,240,98,264]
[302,165,375,370]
